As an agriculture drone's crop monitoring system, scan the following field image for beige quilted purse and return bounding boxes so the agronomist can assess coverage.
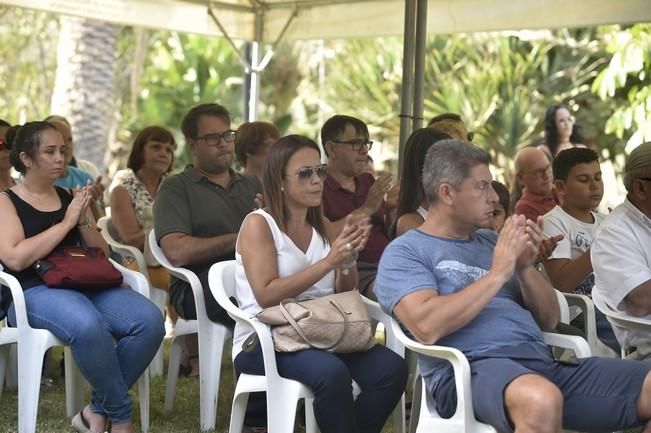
[256,290,376,353]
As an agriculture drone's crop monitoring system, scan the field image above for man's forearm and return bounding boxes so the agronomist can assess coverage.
[160,233,238,267]
[518,266,560,330]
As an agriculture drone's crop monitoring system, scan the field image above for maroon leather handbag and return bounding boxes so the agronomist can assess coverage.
[34,246,123,291]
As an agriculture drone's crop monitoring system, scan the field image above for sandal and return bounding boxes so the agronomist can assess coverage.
[71,408,110,433]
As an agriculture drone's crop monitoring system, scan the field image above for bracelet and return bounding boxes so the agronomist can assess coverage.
[77,216,92,229]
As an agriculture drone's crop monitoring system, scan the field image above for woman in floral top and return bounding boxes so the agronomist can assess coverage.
[109,126,175,282]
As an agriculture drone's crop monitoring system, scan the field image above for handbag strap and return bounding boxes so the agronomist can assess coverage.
[278,298,349,350]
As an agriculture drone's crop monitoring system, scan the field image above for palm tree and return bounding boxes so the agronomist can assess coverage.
[51,16,120,172]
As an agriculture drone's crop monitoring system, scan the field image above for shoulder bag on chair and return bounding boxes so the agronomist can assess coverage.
[256,290,376,353]
[34,245,123,291]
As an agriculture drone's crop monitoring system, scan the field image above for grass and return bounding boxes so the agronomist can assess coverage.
[0,341,237,433]
[0,338,398,433]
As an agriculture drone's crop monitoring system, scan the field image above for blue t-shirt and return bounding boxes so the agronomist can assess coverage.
[55,165,94,189]
[375,228,546,394]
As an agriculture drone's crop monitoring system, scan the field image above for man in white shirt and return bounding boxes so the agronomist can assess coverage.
[592,141,651,358]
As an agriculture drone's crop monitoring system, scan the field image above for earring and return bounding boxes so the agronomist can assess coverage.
[281,185,285,192]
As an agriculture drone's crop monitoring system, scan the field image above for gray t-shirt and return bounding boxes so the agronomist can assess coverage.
[375,228,545,394]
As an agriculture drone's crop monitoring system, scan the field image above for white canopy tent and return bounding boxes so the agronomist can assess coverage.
[3,0,651,165]
[3,0,649,42]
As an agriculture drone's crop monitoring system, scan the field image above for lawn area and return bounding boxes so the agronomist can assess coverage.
[0,341,238,433]
[0,340,399,433]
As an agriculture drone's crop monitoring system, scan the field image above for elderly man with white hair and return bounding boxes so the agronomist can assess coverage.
[592,141,651,358]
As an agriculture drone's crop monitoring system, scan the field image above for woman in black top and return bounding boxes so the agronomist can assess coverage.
[0,121,164,433]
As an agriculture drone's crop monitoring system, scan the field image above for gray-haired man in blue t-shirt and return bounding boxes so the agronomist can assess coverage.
[375,139,651,433]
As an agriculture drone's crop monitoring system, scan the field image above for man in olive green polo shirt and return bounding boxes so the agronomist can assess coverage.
[154,103,262,325]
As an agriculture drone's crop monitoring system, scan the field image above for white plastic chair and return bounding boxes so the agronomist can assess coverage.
[0,261,151,433]
[208,260,406,433]
[558,291,618,357]
[97,216,168,376]
[148,230,232,432]
[390,316,591,433]
[592,288,651,359]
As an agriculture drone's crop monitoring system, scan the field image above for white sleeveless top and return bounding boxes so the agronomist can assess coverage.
[233,208,335,358]
[417,206,428,220]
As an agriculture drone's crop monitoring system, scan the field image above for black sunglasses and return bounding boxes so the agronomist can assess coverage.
[295,164,328,180]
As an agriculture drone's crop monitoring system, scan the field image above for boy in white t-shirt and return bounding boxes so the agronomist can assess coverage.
[542,147,620,352]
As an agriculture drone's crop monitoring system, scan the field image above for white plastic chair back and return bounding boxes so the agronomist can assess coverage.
[208,260,319,433]
[148,230,231,432]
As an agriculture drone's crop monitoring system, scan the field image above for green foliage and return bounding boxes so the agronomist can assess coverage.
[114,31,244,169]
[592,24,651,151]
[0,7,58,124]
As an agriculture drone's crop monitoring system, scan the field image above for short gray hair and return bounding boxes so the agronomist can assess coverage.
[623,141,651,192]
[422,139,491,205]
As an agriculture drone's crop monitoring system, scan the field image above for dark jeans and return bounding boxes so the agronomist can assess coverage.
[235,344,407,433]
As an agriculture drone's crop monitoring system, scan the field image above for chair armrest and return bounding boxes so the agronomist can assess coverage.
[390,318,475,426]
[362,297,405,357]
[563,293,600,343]
[0,271,29,329]
[208,262,282,379]
[542,331,591,358]
[111,259,150,299]
[98,217,149,276]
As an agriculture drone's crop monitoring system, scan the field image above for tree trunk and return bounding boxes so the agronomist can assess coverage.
[51,16,120,172]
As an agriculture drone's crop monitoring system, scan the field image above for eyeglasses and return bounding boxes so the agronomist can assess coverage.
[295,164,328,181]
[331,138,373,152]
[0,138,8,151]
[467,131,474,142]
[637,177,651,182]
[194,130,236,146]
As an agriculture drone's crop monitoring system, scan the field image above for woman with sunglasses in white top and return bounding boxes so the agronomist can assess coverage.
[234,135,407,433]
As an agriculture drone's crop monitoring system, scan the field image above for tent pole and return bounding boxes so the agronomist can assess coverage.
[412,0,427,131]
[398,0,417,177]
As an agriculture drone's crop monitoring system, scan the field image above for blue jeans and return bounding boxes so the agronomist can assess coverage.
[235,344,407,433]
[8,285,165,424]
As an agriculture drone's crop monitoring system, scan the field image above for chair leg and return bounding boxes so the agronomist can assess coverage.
[304,398,318,433]
[393,393,406,433]
[409,377,422,433]
[266,389,300,433]
[198,327,227,431]
[18,340,48,433]
[228,390,249,433]
[6,344,17,390]
[0,344,10,400]
[150,344,164,378]
[138,369,150,433]
[64,347,85,418]
[164,335,185,412]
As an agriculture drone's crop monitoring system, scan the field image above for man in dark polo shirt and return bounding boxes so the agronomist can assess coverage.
[154,103,261,324]
[321,114,396,299]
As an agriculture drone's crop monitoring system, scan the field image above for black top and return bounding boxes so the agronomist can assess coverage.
[2,186,80,289]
